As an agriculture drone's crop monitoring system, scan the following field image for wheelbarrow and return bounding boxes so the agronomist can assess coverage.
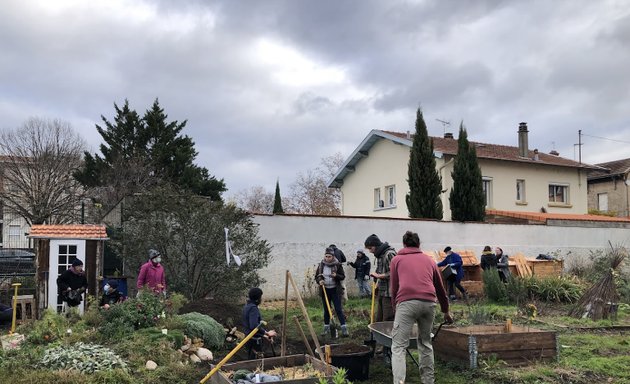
[367,320,449,368]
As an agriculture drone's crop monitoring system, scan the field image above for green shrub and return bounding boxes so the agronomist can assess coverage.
[179,312,225,349]
[165,292,188,315]
[525,276,582,303]
[23,310,67,344]
[39,342,127,373]
[505,276,529,304]
[482,269,507,303]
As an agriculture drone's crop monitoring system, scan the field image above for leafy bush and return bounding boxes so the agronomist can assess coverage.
[482,269,507,303]
[179,312,225,349]
[505,276,528,304]
[525,276,582,303]
[99,291,166,340]
[39,342,127,373]
[24,310,67,344]
[165,292,188,315]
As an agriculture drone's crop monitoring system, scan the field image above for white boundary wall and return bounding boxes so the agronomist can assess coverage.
[253,214,630,299]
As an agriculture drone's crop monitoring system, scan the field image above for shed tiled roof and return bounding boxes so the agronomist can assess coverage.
[384,131,600,170]
[486,209,630,223]
[29,224,109,240]
[588,158,630,180]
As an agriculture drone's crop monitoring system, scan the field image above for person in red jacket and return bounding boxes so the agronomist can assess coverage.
[390,231,452,384]
[137,249,166,295]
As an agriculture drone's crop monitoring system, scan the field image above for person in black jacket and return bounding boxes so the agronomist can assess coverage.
[242,288,277,359]
[348,249,371,297]
[99,280,123,309]
[480,246,498,271]
[57,259,88,310]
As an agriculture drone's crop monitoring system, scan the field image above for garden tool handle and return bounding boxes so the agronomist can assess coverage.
[200,321,267,384]
[321,284,334,320]
[370,280,377,324]
[10,283,21,335]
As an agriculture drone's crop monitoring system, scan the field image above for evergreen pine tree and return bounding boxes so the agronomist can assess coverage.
[273,179,284,214]
[406,108,443,219]
[449,122,485,221]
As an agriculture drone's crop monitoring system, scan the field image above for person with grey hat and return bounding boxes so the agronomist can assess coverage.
[137,249,166,295]
[365,234,397,323]
[57,258,88,309]
[348,249,371,297]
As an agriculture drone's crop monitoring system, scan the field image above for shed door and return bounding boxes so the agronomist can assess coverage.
[47,240,86,313]
[597,193,608,212]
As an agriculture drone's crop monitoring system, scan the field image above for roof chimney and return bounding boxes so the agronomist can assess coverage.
[444,132,454,139]
[549,149,559,156]
[518,122,529,158]
[533,148,539,161]
[406,130,411,139]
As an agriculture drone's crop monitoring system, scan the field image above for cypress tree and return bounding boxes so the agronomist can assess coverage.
[406,108,443,219]
[273,179,284,214]
[449,122,485,221]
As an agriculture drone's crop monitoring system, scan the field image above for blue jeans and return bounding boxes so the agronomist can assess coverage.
[356,278,371,297]
[321,287,346,325]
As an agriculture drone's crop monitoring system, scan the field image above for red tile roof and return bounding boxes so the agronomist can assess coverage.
[383,131,600,170]
[487,209,630,223]
[29,224,109,240]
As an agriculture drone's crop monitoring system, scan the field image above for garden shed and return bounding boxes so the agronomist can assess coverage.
[29,224,108,315]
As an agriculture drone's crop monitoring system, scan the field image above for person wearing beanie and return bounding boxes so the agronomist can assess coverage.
[242,287,277,359]
[100,279,123,309]
[364,234,396,323]
[390,231,452,384]
[437,247,467,301]
[328,244,348,302]
[137,249,167,295]
[315,247,348,337]
[57,258,88,310]
[348,249,371,297]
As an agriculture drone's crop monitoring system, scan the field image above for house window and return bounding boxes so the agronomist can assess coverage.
[8,224,21,246]
[597,193,608,211]
[374,188,384,209]
[549,184,569,204]
[516,179,526,203]
[482,178,493,207]
[385,185,396,207]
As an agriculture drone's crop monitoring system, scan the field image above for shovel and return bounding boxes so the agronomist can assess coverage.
[321,284,339,339]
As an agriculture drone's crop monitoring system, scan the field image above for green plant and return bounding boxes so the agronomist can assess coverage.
[98,292,167,340]
[179,312,225,349]
[482,269,507,303]
[318,367,351,384]
[165,292,188,315]
[39,342,127,373]
[24,310,67,344]
[505,276,529,304]
[526,276,582,303]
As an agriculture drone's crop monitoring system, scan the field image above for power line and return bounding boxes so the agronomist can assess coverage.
[581,133,630,145]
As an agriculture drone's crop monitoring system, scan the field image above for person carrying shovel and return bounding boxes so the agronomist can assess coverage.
[242,288,277,359]
[315,247,348,337]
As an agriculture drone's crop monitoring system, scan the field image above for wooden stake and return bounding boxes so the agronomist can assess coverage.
[293,315,314,356]
[287,271,322,358]
[281,270,289,356]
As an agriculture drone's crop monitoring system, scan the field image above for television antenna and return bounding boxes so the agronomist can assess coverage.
[436,119,451,135]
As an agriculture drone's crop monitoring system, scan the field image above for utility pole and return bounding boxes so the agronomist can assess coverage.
[578,130,582,164]
[436,119,450,135]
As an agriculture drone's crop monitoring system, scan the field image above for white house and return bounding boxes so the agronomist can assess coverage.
[329,123,600,220]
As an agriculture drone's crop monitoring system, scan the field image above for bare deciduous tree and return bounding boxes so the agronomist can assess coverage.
[287,153,344,215]
[0,118,86,225]
[232,185,274,214]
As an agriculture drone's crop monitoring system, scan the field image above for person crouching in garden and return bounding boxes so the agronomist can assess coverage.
[100,280,123,310]
[390,231,452,384]
[348,249,371,298]
[315,247,349,337]
[242,288,277,360]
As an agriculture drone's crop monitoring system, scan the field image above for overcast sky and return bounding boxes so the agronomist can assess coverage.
[2,0,629,196]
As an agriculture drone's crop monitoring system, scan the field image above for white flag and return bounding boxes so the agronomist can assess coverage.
[224,227,242,266]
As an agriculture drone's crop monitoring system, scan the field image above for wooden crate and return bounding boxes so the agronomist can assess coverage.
[460,280,484,296]
[526,259,564,278]
[209,354,337,384]
[433,325,558,368]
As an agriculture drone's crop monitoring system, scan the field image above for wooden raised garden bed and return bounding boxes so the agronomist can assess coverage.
[433,325,558,368]
[208,354,337,384]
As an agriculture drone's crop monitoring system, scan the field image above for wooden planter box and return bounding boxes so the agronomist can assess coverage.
[527,259,564,277]
[433,325,558,368]
[208,354,337,384]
